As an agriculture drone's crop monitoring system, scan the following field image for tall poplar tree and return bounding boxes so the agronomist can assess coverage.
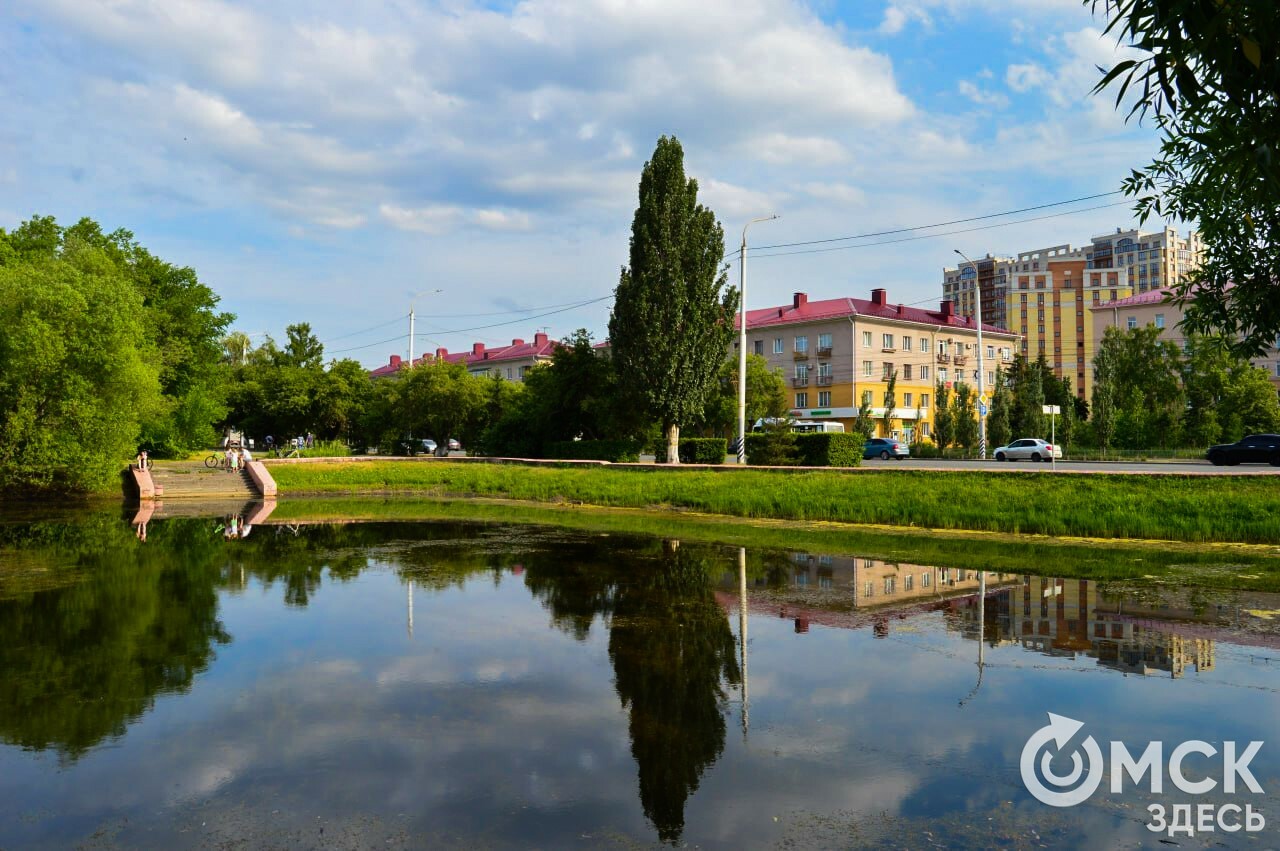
[609,136,738,464]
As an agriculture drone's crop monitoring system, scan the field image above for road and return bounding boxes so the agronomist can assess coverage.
[857,457,1278,475]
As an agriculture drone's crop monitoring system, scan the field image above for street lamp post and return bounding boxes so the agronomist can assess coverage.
[737,215,779,464]
[954,249,987,459]
[408,288,444,366]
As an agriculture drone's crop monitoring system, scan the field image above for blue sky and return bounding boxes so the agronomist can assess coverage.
[1,0,1162,366]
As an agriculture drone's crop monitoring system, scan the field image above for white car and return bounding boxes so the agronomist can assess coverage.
[993,438,1062,462]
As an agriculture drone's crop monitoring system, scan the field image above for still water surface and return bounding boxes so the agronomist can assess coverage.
[1,505,1278,848]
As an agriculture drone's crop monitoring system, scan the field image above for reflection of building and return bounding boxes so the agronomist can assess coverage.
[717,551,1015,634]
[948,576,1218,679]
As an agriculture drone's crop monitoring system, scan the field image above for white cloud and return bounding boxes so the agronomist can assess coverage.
[745,133,847,166]
[380,203,534,235]
[699,179,780,219]
[879,4,931,34]
[800,182,866,205]
[1006,62,1052,93]
[957,80,1010,109]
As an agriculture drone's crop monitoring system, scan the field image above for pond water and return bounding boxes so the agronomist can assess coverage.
[1,503,1278,849]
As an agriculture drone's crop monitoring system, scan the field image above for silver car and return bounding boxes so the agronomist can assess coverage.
[993,438,1062,462]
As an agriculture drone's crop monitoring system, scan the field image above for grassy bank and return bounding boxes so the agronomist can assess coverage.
[265,496,1280,591]
[267,461,1280,544]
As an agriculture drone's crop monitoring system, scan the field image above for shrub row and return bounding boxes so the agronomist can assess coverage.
[545,439,642,462]
[655,438,729,465]
[744,432,863,467]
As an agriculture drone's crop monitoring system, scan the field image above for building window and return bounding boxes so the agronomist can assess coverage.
[862,390,873,405]
[521,366,530,378]
[902,336,912,351]
[920,338,931,354]
[795,364,808,379]
[988,371,995,386]
[818,391,831,407]
[862,330,872,347]
[795,392,808,408]
[922,422,931,436]
[1126,316,1137,330]
[939,340,949,355]
[773,338,783,354]
[1155,313,1165,329]
[795,335,808,353]
[904,574,914,592]
[507,368,513,379]
[920,365,930,381]
[863,582,874,598]
[922,572,931,588]
[987,345,994,359]
[884,577,895,594]
[818,332,832,350]
[921,393,930,409]
[753,340,764,356]
[939,368,948,382]
[863,360,873,377]
[882,333,895,350]
[904,392,913,406]
[882,362,894,379]
[903,364,913,380]
[818,362,832,378]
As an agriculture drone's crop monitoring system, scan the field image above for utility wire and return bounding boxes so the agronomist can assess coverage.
[747,201,1132,260]
[319,314,408,345]
[415,295,613,338]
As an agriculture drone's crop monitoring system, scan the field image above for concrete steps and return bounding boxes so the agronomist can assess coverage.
[149,462,258,499]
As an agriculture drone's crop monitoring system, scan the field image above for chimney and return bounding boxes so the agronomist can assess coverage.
[435,346,448,359]
[511,338,524,347]
[871,288,888,307]
[534,332,548,346]
[896,303,905,315]
[389,354,402,367]
[940,300,955,318]
[793,292,808,310]
[472,342,485,357]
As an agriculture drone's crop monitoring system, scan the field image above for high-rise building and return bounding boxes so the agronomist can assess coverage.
[942,226,1201,401]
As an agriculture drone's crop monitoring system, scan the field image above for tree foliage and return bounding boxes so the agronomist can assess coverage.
[952,382,978,455]
[881,369,898,437]
[1091,0,1280,355]
[987,370,1013,450]
[609,136,738,463]
[933,382,954,451]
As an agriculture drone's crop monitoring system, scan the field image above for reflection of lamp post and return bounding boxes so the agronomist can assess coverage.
[959,571,986,707]
[737,215,779,464]
[738,547,749,737]
[407,579,414,638]
[954,249,987,459]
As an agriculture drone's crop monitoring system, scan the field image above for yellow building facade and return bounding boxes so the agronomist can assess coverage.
[741,289,1020,441]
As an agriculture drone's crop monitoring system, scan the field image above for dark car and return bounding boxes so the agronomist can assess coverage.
[863,438,909,460]
[1206,434,1280,466]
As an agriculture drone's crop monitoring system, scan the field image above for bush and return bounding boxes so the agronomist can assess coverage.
[744,431,798,466]
[655,437,729,464]
[298,440,351,458]
[910,440,942,459]
[546,439,642,462]
[794,433,863,467]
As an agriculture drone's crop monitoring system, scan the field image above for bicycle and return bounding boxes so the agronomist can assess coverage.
[204,452,224,469]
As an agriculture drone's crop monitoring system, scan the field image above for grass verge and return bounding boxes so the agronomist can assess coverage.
[267,460,1280,544]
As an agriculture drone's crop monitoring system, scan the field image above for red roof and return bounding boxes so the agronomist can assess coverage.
[369,332,558,378]
[1097,288,1172,309]
[740,290,1012,335]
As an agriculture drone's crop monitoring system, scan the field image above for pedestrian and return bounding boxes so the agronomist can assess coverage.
[135,449,149,471]
[241,445,253,465]
[225,446,236,473]
[306,432,314,449]
[265,435,275,456]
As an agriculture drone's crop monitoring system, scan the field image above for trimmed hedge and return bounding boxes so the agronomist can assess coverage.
[545,439,641,462]
[744,432,798,466]
[656,437,729,465]
[795,432,863,467]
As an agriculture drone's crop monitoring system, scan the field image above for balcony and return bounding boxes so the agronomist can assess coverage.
[881,346,896,353]
[793,350,809,360]
[792,376,809,387]
[816,374,834,386]
[953,355,968,366]
[816,346,833,358]
[936,353,951,364]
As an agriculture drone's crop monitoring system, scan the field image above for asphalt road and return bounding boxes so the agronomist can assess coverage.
[858,457,1279,475]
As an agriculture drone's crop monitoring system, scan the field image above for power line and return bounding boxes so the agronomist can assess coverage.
[748,201,1132,260]
[754,191,1125,252]
[415,295,613,338]
[327,333,407,355]
[320,314,407,345]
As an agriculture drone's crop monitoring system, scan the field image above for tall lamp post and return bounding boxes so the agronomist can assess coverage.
[737,214,779,464]
[408,288,444,366]
[953,249,987,459]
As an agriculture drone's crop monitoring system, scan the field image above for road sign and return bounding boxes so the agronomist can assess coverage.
[1042,405,1061,415]
[978,402,988,417]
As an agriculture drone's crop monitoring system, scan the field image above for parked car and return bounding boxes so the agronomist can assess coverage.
[1206,434,1280,466]
[993,438,1062,462]
[863,438,909,460]
[447,438,461,451]
[396,438,437,456]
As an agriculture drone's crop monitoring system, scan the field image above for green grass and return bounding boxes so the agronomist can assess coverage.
[267,460,1280,544]
[266,497,1280,592]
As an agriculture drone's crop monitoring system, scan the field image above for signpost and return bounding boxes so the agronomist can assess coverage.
[1042,405,1061,471]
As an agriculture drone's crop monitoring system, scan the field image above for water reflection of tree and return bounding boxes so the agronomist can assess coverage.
[526,538,740,844]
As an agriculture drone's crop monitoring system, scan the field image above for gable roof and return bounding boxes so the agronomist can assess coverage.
[741,292,1012,336]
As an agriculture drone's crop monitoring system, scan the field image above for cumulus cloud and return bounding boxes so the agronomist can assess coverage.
[380,203,533,234]
[957,80,1010,109]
